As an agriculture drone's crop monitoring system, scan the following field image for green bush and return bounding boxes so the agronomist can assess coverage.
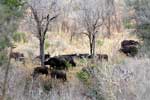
[13,32,27,43]
[89,89,105,100]
[97,40,104,46]
[3,0,22,8]
[0,36,10,50]
[0,51,8,65]
[79,59,86,64]
[64,61,73,69]
[136,23,150,56]
[77,70,90,84]
[43,80,52,93]
[123,20,135,29]
[0,36,9,65]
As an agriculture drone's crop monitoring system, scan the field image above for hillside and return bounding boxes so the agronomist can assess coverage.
[1,0,150,100]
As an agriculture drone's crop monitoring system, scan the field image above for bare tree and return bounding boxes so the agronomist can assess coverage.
[104,0,116,37]
[76,0,105,56]
[27,0,59,67]
[103,0,124,37]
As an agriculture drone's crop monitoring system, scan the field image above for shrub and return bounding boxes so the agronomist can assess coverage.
[77,70,90,84]
[123,19,135,29]
[43,80,52,93]
[0,36,10,50]
[0,51,8,65]
[13,32,27,43]
[0,36,9,65]
[79,59,85,64]
[97,40,104,46]
[80,58,150,100]
[64,61,73,69]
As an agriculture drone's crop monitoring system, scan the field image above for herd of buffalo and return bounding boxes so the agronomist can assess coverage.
[10,40,140,81]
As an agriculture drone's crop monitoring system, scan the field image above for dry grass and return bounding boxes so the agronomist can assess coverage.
[13,30,138,59]
[0,30,143,100]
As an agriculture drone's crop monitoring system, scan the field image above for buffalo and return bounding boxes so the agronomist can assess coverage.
[119,46,138,57]
[50,70,67,81]
[32,66,49,78]
[120,40,140,57]
[44,55,76,70]
[59,54,78,58]
[121,40,139,48]
[57,55,76,66]
[44,57,67,70]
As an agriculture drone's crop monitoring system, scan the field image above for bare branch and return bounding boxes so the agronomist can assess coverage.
[43,14,59,37]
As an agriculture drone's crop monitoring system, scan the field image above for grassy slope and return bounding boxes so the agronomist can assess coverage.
[0,29,142,100]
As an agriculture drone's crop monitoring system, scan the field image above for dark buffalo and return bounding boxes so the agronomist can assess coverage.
[120,40,139,57]
[119,46,138,57]
[32,67,49,78]
[57,55,76,66]
[44,54,51,60]
[121,40,139,48]
[10,52,24,61]
[44,55,76,70]
[51,70,67,81]
[44,57,68,70]
[60,54,78,58]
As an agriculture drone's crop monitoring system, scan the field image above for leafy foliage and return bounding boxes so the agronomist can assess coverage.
[96,40,104,46]
[0,0,24,65]
[0,36,10,50]
[1,0,24,9]
[43,80,52,93]
[0,51,8,66]
[65,61,73,69]
[123,20,136,29]
[77,70,90,84]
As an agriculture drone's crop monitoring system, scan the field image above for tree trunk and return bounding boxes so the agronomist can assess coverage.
[89,36,96,57]
[40,39,45,67]
[89,33,96,57]
[89,35,93,56]
[107,16,111,37]
[92,35,96,57]
[2,47,12,100]
[90,42,93,56]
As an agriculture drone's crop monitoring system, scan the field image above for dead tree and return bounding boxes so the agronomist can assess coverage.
[104,0,115,37]
[2,47,12,99]
[77,0,105,56]
[27,0,59,67]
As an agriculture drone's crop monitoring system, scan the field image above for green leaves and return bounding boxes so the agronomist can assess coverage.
[2,0,23,9]
[77,70,90,84]
[0,36,10,50]
[0,0,24,65]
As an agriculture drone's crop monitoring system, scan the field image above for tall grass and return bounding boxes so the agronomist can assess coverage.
[79,57,150,100]
[0,62,91,100]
